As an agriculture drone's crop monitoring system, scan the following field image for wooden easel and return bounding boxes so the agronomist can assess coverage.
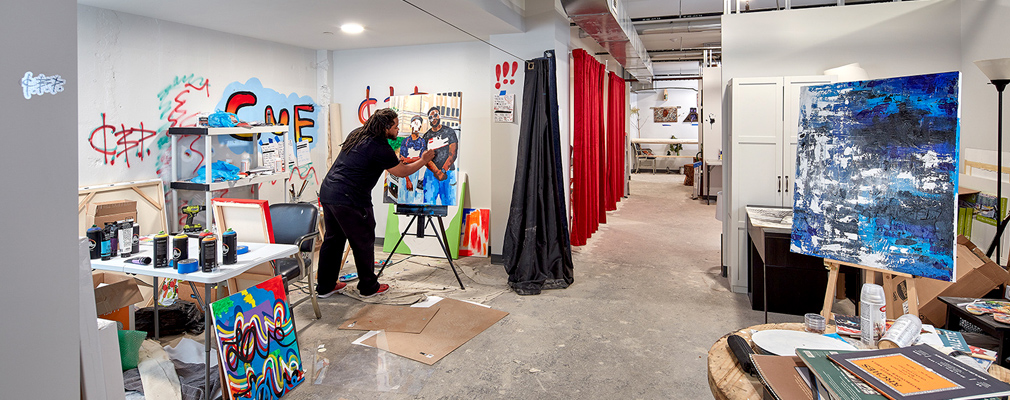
[820,259,920,321]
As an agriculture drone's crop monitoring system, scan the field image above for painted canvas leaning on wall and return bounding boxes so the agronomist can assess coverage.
[382,92,463,206]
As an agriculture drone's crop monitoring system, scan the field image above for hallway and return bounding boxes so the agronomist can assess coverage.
[289,173,798,399]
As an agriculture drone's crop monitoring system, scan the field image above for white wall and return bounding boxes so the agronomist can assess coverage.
[720,0,963,293]
[2,0,79,396]
[959,0,1010,155]
[633,81,701,171]
[78,6,322,228]
[329,41,492,239]
[490,1,573,255]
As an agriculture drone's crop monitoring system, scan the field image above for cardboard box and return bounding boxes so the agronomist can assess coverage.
[886,236,1009,326]
[93,271,144,330]
[88,200,138,231]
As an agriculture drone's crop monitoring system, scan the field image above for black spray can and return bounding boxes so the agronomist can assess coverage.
[172,233,189,269]
[153,231,169,268]
[201,234,217,272]
[86,224,102,259]
[132,224,140,251]
[104,222,118,259]
[222,228,237,265]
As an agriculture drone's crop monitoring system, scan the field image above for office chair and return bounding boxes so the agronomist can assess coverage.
[269,202,321,319]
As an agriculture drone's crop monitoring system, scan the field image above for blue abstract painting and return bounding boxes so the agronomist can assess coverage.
[790,72,960,281]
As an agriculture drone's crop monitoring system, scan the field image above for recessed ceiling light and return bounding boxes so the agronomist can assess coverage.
[341,24,364,34]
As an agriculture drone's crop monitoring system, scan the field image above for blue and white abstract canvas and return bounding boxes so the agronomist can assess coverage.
[790,72,960,281]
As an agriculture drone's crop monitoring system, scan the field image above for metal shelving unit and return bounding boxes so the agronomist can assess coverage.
[168,125,289,232]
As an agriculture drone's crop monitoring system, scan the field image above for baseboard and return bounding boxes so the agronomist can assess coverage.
[490,254,504,265]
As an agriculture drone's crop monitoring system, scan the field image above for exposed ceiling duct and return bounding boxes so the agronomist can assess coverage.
[562,0,654,83]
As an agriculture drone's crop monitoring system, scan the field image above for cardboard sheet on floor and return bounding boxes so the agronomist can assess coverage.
[338,304,440,333]
[358,298,508,365]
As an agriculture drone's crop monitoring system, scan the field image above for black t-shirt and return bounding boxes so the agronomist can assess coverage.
[423,125,458,171]
[319,135,399,207]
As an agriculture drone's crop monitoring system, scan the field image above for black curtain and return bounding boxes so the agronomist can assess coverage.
[503,50,574,295]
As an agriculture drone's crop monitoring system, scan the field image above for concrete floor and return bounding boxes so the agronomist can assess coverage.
[284,173,803,400]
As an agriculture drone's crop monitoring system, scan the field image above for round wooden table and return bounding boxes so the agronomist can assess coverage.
[707,322,1010,400]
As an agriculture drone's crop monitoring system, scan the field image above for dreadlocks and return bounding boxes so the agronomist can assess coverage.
[342,108,398,152]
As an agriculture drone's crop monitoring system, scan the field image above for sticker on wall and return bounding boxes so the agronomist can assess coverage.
[21,71,66,99]
[493,94,514,123]
[683,107,699,123]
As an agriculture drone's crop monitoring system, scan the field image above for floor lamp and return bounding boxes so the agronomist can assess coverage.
[975,58,1010,264]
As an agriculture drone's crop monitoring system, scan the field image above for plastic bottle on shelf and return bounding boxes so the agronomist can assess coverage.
[240,152,250,172]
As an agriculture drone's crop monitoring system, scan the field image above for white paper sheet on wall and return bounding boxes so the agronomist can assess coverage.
[296,140,310,167]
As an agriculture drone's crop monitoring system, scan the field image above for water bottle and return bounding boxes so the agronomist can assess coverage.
[240,152,251,172]
[860,283,887,347]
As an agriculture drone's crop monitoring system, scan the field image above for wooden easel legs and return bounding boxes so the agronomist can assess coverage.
[820,260,920,321]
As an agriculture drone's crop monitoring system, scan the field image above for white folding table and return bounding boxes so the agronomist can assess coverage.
[91,241,297,400]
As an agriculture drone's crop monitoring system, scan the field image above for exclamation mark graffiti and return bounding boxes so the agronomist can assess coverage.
[509,61,517,85]
[495,64,502,90]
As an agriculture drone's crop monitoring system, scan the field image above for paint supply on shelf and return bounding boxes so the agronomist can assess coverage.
[200,234,217,273]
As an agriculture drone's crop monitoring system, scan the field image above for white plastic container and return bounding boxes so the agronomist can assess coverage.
[240,152,250,172]
[860,283,887,347]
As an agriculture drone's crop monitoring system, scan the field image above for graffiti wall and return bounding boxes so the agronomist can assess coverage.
[78,6,322,228]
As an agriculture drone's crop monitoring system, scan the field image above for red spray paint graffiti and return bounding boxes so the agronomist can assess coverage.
[495,61,519,91]
[89,113,159,168]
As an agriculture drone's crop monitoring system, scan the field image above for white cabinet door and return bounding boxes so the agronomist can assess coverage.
[783,76,837,205]
[732,77,784,208]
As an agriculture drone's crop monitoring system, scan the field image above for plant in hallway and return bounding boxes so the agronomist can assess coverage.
[668,134,682,156]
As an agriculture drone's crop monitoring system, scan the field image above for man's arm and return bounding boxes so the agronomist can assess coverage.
[388,149,435,177]
[441,143,457,172]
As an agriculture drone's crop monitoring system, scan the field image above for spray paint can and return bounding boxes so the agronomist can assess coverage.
[860,283,887,348]
[222,228,237,265]
[132,223,140,251]
[153,231,170,268]
[104,222,118,259]
[201,234,218,272]
[172,233,189,269]
[86,225,103,260]
[118,219,133,257]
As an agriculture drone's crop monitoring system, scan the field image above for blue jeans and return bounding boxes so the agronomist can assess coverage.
[424,169,456,205]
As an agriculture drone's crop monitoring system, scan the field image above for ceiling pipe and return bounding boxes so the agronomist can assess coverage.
[562,0,654,83]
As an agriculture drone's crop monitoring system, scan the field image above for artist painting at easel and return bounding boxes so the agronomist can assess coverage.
[317,109,435,298]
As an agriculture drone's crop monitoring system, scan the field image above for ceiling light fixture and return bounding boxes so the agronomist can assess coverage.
[340,23,364,34]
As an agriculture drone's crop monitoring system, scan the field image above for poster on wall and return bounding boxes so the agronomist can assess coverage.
[493,94,514,123]
[652,106,679,123]
[790,72,960,282]
[383,92,462,206]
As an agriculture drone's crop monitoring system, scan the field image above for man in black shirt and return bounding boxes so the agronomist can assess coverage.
[422,107,459,205]
[317,109,434,298]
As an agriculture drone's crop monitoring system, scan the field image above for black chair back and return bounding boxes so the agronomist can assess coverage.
[269,203,318,252]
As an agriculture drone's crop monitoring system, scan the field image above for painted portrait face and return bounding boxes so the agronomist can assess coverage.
[410,116,423,133]
[428,109,440,128]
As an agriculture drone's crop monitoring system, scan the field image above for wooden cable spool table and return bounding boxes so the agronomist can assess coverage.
[707,322,1010,400]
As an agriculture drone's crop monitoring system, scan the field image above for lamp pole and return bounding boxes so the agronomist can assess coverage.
[995,80,1007,265]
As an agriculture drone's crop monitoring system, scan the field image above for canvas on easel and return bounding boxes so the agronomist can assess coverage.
[791,72,961,283]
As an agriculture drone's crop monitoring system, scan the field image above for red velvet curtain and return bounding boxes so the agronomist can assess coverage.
[572,49,606,246]
[606,71,627,209]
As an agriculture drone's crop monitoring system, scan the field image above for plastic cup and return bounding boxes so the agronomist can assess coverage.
[805,313,826,334]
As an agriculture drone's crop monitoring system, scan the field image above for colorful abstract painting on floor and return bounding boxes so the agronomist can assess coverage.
[459,208,490,257]
[383,92,463,206]
[210,276,304,399]
[790,72,960,282]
